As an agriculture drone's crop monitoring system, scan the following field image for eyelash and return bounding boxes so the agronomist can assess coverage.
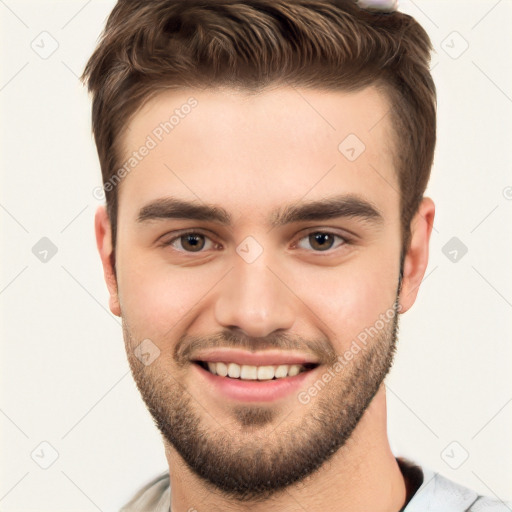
[160,229,351,254]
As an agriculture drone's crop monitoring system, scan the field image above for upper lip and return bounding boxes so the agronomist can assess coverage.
[192,348,320,366]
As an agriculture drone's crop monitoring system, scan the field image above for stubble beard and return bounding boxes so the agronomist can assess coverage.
[123,298,400,502]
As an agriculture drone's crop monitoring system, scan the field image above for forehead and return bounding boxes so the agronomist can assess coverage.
[118,85,398,223]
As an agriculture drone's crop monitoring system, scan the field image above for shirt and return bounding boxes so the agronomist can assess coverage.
[119,457,512,511]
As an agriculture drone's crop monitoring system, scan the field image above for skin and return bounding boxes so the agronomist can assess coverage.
[95,85,435,512]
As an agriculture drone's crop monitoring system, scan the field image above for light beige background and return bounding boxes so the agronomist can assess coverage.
[1,1,511,510]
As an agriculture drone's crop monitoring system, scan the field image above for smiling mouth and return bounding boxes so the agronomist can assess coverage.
[194,361,319,381]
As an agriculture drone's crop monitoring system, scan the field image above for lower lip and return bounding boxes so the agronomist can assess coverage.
[193,363,317,402]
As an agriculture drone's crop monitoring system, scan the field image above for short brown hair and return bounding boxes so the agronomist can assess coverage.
[82,0,436,252]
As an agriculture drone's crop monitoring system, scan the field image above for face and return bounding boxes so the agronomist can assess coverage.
[96,85,433,500]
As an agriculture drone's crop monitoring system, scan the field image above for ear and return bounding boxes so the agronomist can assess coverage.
[94,206,121,317]
[398,197,435,313]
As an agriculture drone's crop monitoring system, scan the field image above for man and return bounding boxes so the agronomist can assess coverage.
[82,0,510,510]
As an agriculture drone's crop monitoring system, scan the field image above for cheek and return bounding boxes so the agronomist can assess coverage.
[117,259,214,341]
[292,252,399,349]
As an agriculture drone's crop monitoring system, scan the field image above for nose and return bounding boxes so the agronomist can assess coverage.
[214,253,296,339]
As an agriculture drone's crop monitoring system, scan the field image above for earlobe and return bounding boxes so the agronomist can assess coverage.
[94,206,121,317]
[398,197,435,314]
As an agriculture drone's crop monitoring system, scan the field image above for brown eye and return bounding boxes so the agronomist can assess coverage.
[179,233,206,252]
[163,231,216,253]
[309,232,335,251]
[296,231,347,252]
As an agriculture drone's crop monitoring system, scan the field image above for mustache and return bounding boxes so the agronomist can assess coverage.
[174,329,337,367]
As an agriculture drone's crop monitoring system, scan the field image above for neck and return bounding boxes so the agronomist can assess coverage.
[165,383,407,512]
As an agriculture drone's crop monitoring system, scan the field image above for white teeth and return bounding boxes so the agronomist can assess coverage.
[288,365,301,377]
[203,362,312,380]
[240,365,258,380]
[227,362,240,378]
[257,365,275,380]
[274,365,288,378]
[216,361,228,377]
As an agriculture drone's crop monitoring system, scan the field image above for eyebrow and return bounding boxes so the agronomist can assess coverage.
[137,194,383,228]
